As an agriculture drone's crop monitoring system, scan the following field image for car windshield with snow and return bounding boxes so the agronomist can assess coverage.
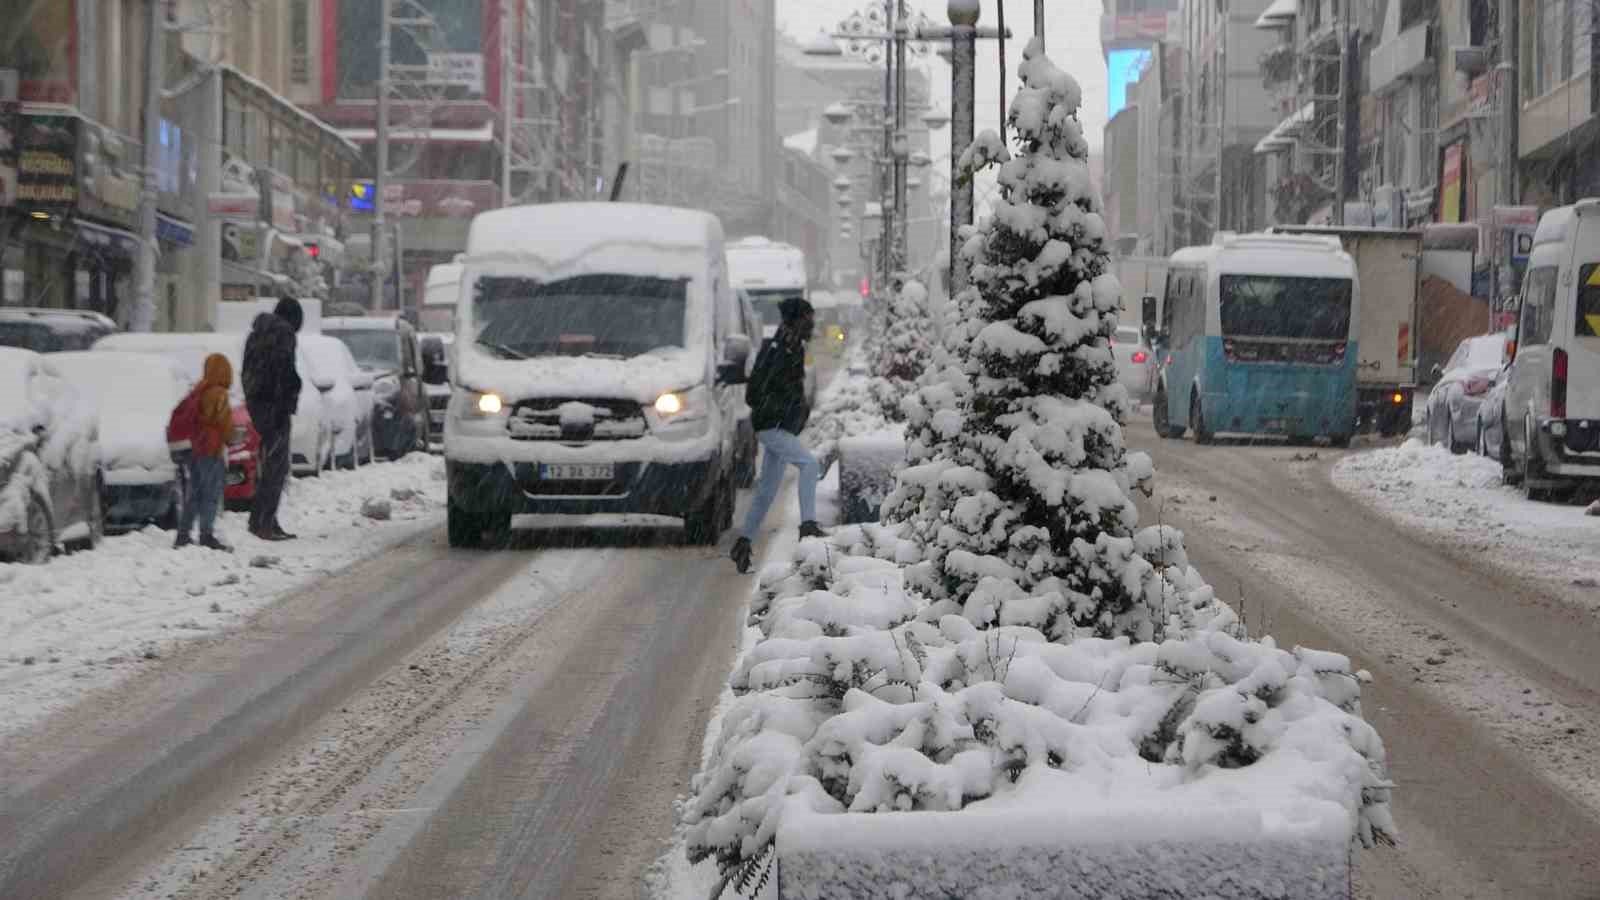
[472,273,687,360]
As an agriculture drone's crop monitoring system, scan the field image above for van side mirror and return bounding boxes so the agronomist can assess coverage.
[719,334,751,385]
[1140,294,1158,335]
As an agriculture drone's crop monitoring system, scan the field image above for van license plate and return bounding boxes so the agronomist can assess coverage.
[539,463,614,480]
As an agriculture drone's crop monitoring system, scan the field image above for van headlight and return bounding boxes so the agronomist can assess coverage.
[649,385,711,440]
[453,390,509,420]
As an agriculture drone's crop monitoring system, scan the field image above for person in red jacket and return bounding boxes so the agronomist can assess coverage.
[176,353,235,551]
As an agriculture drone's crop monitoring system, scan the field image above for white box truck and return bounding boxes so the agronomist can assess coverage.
[1267,226,1421,435]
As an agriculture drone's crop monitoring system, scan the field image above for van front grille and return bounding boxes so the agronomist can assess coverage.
[507,398,646,442]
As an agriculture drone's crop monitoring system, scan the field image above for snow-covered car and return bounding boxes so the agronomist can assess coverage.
[0,348,102,563]
[420,333,452,450]
[1475,363,1513,463]
[1111,324,1157,403]
[300,334,374,468]
[1426,333,1507,454]
[0,308,118,353]
[324,316,428,459]
[92,333,329,492]
[445,203,751,547]
[51,351,191,531]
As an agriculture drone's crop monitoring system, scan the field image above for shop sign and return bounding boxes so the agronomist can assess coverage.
[426,53,485,93]
[14,114,77,209]
[157,212,194,247]
[210,153,261,220]
[77,119,141,229]
[1438,141,1465,224]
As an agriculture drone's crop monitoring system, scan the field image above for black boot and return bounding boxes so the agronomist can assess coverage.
[173,533,192,549]
[798,521,826,539]
[199,534,233,553]
[730,536,753,574]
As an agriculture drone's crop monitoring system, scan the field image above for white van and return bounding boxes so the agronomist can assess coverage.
[442,203,751,547]
[1502,201,1600,497]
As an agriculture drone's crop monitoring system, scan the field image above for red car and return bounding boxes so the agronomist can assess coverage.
[225,403,261,507]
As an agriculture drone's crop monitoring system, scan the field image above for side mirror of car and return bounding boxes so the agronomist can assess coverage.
[423,358,449,386]
[723,334,751,367]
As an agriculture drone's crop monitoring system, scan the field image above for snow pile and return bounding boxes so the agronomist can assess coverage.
[683,41,1394,896]
[0,454,445,736]
[1334,439,1600,599]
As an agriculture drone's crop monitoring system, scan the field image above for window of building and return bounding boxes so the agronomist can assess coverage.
[291,0,311,84]
[1417,75,1437,188]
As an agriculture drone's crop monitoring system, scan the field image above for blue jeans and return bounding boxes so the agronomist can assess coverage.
[181,455,224,540]
[741,428,818,540]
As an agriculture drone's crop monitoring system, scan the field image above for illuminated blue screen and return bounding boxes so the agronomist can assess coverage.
[1107,48,1152,118]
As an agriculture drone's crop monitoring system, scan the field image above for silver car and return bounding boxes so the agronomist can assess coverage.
[1426,333,1508,454]
[1112,325,1157,403]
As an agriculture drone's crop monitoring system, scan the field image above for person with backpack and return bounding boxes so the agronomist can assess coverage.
[171,353,235,551]
[730,297,824,574]
[242,297,303,541]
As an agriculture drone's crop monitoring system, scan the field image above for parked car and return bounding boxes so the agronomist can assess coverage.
[0,308,118,353]
[444,203,750,548]
[1500,200,1600,499]
[0,348,102,562]
[1426,333,1508,454]
[1112,324,1157,404]
[91,333,288,500]
[1476,363,1512,464]
[301,334,374,468]
[324,316,428,459]
[51,351,191,531]
[420,333,452,450]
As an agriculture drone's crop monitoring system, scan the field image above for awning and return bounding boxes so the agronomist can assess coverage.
[1255,0,1298,29]
[157,213,195,247]
[1253,102,1315,154]
[338,122,495,143]
[75,220,140,257]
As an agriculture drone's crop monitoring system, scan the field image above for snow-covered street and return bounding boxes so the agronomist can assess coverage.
[1128,423,1600,898]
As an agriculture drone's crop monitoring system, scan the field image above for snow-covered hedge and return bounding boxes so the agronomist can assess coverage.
[683,40,1394,897]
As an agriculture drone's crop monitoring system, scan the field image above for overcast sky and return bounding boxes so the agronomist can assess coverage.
[776,0,1108,155]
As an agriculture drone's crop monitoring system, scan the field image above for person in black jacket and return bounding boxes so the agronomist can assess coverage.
[241,297,303,541]
[731,297,824,573]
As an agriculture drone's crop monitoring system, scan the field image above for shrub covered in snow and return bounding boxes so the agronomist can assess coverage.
[682,41,1395,896]
[870,280,937,421]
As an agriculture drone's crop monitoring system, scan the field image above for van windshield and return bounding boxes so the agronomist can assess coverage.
[1219,275,1352,340]
[473,274,688,359]
[746,288,803,329]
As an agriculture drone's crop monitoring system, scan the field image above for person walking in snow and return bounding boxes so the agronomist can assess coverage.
[731,297,823,574]
[242,297,303,541]
[175,353,235,551]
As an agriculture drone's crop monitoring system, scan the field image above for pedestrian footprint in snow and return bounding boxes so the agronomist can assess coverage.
[731,297,825,574]
[169,353,235,552]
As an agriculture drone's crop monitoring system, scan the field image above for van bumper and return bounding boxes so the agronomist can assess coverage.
[446,457,719,518]
[1535,418,1600,478]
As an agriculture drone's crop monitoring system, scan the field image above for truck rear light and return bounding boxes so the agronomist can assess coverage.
[1553,348,1569,419]
[1392,392,1405,405]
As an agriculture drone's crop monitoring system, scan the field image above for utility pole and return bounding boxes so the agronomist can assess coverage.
[1033,0,1044,49]
[500,0,514,207]
[894,6,908,274]
[372,0,393,310]
[1214,0,1226,234]
[1498,0,1518,212]
[949,0,978,292]
[1333,9,1350,226]
[132,0,168,332]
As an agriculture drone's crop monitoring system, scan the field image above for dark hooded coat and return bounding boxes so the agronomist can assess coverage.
[241,298,303,432]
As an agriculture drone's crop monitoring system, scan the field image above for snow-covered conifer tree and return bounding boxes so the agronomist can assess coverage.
[869,278,936,420]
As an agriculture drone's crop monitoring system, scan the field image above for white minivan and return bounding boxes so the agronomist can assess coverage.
[1502,200,1600,498]
[442,203,751,547]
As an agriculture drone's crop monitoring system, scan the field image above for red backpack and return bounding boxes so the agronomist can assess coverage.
[167,386,204,460]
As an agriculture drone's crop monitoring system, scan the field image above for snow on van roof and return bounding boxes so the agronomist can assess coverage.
[728,239,806,288]
[427,262,463,287]
[1534,205,1575,247]
[465,203,721,262]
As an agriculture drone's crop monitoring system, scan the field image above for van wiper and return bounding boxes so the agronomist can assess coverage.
[476,340,528,360]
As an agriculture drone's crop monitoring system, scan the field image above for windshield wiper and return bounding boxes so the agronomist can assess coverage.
[476,340,528,360]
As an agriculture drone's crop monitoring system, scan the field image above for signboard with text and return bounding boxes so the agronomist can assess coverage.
[426,53,484,94]
[14,114,77,209]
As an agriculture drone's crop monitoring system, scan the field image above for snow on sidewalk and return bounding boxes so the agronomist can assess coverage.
[0,454,445,738]
[1332,439,1600,611]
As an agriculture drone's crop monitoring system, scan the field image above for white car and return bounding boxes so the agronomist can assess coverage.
[51,351,191,531]
[92,333,335,477]
[300,334,375,468]
[1112,324,1157,403]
